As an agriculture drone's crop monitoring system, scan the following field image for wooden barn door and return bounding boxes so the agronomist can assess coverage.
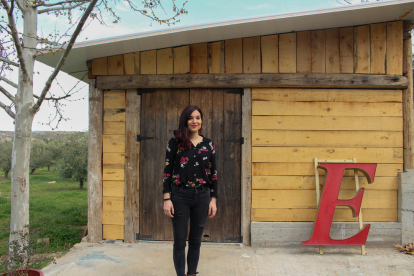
[139,88,242,242]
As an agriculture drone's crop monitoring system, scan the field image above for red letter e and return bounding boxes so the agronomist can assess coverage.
[302,163,377,246]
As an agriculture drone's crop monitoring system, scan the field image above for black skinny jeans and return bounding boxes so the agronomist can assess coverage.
[171,185,210,276]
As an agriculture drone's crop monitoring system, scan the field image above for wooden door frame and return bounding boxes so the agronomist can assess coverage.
[241,88,252,246]
[132,88,252,245]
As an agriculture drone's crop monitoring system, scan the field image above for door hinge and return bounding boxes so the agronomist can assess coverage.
[137,135,154,142]
[226,90,244,96]
[136,233,153,240]
[137,89,154,95]
[226,137,244,144]
[225,236,242,242]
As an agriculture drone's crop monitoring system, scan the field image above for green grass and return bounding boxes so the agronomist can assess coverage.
[0,168,87,271]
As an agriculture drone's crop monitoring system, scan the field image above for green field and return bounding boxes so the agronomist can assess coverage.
[0,168,88,271]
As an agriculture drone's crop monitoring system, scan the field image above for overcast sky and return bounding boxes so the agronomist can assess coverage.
[0,0,396,132]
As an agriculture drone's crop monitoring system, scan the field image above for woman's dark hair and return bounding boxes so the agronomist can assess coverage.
[174,105,203,150]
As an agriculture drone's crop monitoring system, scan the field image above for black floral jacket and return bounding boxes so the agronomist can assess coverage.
[162,136,218,198]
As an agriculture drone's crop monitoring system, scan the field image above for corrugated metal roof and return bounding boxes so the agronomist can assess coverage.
[37,0,414,80]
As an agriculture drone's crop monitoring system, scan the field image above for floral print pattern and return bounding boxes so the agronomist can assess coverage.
[162,136,218,198]
[180,157,189,168]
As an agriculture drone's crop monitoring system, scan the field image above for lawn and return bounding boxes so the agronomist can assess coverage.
[0,168,88,271]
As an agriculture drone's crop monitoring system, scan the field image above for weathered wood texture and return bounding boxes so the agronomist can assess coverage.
[402,23,414,170]
[139,89,242,243]
[241,88,252,246]
[124,89,140,242]
[102,90,126,239]
[251,88,403,222]
[88,80,103,242]
[90,21,403,77]
[96,73,408,90]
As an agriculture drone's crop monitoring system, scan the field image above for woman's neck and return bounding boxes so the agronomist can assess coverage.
[189,132,200,140]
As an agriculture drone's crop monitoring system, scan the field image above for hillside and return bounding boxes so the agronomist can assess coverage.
[0,131,84,142]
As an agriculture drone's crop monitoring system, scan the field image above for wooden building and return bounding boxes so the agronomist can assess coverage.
[39,0,414,247]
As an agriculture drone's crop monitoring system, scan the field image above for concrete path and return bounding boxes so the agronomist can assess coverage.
[42,240,414,276]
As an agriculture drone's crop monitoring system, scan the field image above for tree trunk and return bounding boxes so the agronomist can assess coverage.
[30,168,36,175]
[48,165,50,171]
[80,179,84,189]
[9,4,37,259]
[5,170,9,179]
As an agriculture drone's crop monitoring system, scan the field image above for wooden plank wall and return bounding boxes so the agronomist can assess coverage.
[102,90,126,239]
[251,88,403,222]
[91,22,403,77]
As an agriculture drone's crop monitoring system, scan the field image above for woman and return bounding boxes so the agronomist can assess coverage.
[163,105,218,276]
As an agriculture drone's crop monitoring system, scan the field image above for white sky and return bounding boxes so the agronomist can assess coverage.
[0,0,397,131]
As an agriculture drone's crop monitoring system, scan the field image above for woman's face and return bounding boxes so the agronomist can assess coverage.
[187,110,202,134]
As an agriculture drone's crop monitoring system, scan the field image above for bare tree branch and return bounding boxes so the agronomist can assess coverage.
[0,0,28,78]
[0,57,19,67]
[14,0,26,12]
[0,100,15,119]
[33,93,71,101]
[0,76,18,88]
[31,0,98,113]
[0,85,15,102]
[34,0,89,8]
[38,2,89,14]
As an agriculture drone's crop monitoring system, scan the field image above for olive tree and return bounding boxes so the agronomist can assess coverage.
[0,0,188,263]
[59,132,88,189]
[0,140,13,178]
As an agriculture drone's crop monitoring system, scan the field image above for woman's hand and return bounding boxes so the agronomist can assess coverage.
[208,197,217,218]
[163,195,174,218]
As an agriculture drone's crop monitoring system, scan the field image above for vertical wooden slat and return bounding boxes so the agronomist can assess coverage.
[208,41,225,73]
[173,45,190,74]
[387,21,403,75]
[340,27,354,73]
[124,89,140,242]
[108,55,124,75]
[88,79,103,242]
[190,43,208,73]
[354,25,371,73]
[325,28,340,73]
[124,52,140,75]
[225,38,243,73]
[223,91,236,242]
[209,89,224,242]
[371,23,387,74]
[261,35,278,73]
[241,88,252,246]
[243,36,261,73]
[124,53,135,75]
[141,50,157,74]
[139,91,156,239]
[311,30,326,73]
[403,23,414,170]
[296,31,311,73]
[155,90,168,240]
[279,33,296,73]
[92,57,108,76]
[157,48,173,74]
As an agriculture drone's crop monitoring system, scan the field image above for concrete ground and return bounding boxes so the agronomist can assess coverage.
[42,240,414,276]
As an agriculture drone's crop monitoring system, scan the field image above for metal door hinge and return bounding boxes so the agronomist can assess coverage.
[226,137,244,144]
[137,135,154,142]
[226,90,244,96]
[137,89,154,95]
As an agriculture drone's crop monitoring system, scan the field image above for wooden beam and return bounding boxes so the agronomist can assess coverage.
[124,89,140,242]
[403,22,414,170]
[241,88,252,246]
[96,73,408,90]
[88,79,103,242]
